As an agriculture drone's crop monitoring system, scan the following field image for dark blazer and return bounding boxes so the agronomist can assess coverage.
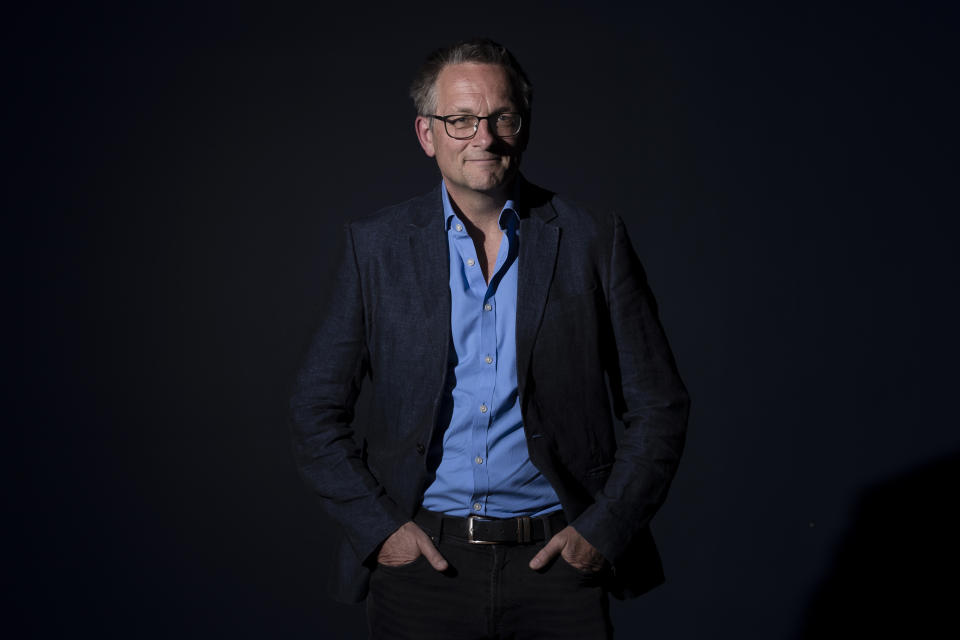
[290,178,689,603]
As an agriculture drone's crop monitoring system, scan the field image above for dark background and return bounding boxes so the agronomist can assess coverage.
[12,1,959,638]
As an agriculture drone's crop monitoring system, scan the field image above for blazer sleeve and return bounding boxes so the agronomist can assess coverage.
[570,213,690,563]
[289,224,408,565]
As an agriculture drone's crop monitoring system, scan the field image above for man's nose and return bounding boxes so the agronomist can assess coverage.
[472,117,495,146]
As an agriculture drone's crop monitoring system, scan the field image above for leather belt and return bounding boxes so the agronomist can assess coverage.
[414,508,567,545]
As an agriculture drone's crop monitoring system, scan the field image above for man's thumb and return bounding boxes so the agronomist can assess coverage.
[529,535,564,570]
[418,536,449,572]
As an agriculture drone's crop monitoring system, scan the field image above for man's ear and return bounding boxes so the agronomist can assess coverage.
[415,116,436,158]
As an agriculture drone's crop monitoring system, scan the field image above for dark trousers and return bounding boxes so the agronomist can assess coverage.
[366,532,613,639]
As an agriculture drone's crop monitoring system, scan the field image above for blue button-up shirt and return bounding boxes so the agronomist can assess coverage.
[421,183,562,518]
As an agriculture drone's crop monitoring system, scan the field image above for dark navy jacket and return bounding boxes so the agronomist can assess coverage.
[290,178,689,603]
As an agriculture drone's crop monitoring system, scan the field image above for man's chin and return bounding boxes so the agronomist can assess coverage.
[465,168,519,195]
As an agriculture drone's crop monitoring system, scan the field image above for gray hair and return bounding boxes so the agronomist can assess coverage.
[409,38,533,117]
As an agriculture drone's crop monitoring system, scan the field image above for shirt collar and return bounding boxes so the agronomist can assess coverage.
[441,180,519,232]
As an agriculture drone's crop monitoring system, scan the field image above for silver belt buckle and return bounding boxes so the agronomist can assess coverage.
[467,515,498,544]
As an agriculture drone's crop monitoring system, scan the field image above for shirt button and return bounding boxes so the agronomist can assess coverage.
[475,456,483,464]
[483,303,492,311]
[485,356,493,364]
[473,502,482,511]
[467,258,475,267]
[480,404,488,413]
[455,223,463,232]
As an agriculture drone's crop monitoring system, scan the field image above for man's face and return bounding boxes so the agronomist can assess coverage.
[415,63,524,200]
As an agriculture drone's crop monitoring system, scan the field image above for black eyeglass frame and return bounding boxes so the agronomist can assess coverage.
[429,112,523,140]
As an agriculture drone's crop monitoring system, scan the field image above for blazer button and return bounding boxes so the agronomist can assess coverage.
[416,443,425,455]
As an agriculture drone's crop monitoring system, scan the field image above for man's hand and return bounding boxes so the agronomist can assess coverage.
[376,521,449,571]
[528,525,606,573]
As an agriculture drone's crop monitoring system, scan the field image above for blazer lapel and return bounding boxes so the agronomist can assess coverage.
[407,185,451,321]
[516,192,559,403]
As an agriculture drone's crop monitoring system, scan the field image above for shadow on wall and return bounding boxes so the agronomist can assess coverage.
[800,449,960,637]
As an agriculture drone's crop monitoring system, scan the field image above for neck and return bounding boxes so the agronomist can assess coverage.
[445,181,514,231]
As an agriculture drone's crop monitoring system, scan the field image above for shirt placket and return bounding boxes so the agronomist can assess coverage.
[452,215,514,515]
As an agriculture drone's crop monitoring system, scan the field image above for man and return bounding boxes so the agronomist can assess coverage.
[290,38,689,639]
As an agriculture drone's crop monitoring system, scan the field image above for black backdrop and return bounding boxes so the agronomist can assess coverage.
[12,2,960,638]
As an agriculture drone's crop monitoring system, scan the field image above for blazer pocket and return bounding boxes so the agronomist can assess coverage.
[544,284,600,315]
[547,284,598,304]
[585,462,614,477]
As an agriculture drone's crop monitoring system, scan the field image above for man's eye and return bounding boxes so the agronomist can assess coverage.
[449,117,473,128]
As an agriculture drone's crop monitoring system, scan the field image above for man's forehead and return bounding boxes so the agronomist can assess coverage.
[435,63,516,111]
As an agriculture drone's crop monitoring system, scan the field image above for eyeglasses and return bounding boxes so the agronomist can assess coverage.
[430,112,522,140]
